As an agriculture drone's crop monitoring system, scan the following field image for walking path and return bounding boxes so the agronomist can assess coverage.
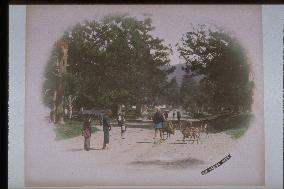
[25,108,264,187]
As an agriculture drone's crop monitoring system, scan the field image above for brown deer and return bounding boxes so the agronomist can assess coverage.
[162,121,175,140]
[180,121,200,144]
[200,123,209,138]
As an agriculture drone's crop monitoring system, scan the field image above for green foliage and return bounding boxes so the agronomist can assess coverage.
[42,47,61,107]
[43,14,174,113]
[177,25,254,113]
[141,107,156,119]
[208,113,253,137]
[225,127,249,139]
[222,113,253,139]
[54,119,99,140]
[158,77,180,106]
[62,73,81,97]
[180,74,202,113]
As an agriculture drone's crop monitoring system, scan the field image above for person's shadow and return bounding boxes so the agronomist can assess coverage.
[66,147,102,152]
[89,148,103,150]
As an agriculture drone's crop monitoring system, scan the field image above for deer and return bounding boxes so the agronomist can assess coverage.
[162,121,175,140]
[180,121,200,144]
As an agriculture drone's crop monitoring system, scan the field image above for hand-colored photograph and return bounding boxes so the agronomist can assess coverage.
[25,5,264,187]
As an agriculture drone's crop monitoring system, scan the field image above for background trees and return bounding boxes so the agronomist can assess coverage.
[177,25,254,114]
[43,19,254,123]
[158,77,180,107]
[43,14,174,121]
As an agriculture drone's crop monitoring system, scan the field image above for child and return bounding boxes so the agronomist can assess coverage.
[82,117,92,151]
[117,113,126,139]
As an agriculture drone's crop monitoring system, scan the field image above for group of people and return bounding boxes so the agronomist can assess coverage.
[153,108,182,140]
[82,108,182,151]
[172,109,182,121]
[82,110,126,151]
[162,109,181,121]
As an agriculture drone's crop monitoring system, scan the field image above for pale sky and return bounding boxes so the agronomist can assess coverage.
[27,5,262,65]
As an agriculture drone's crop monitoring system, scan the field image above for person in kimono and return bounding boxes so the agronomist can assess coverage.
[177,110,181,122]
[102,110,112,149]
[163,111,168,120]
[117,113,126,139]
[82,117,92,151]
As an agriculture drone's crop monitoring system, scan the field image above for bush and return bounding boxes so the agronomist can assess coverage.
[225,127,249,139]
[54,119,99,140]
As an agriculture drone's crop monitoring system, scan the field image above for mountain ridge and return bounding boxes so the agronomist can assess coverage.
[168,63,186,87]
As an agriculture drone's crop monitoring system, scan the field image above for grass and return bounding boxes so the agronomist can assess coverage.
[207,112,254,139]
[54,119,99,140]
[225,127,249,139]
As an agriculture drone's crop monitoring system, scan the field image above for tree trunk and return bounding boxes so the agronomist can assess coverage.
[117,104,122,114]
[201,105,204,113]
[56,103,64,124]
[55,81,64,124]
[69,105,73,119]
[52,39,69,124]
[141,104,147,113]
[50,91,57,123]
[67,95,73,119]
[135,103,142,117]
[110,105,118,117]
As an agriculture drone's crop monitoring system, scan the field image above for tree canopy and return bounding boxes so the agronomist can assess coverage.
[43,14,174,116]
[177,25,254,113]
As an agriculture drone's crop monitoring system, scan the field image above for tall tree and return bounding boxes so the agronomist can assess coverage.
[159,77,180,107]
[43,39,69,123]
[177,25,254,113]
[43,14,174,119]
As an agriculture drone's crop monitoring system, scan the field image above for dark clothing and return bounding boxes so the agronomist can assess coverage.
[117,115,126,138]
[84,137,90,150]
[82,120,92,150]
[99,113,103,126]
[177,111,181,117]
[103,115,110,127]
[102,115,111,144]
[164,112,168,119]
[177,111,181,121]
[103,126,110,144]
[117,115,125,126]
[82,120,92,137]
[153,111,165,124]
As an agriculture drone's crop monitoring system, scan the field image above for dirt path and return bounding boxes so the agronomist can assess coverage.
[26,108,264,187]
[26,113,234,186]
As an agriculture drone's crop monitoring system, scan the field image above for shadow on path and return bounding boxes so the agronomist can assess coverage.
[130,157,204,169]
[66,147,102,152]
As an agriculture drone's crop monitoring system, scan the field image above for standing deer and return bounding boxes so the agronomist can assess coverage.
[162,121,175,140]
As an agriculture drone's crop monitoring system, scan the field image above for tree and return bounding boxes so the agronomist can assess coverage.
[158,77,180,107]
[177,25,254,113]
[62,73,80,119]
[43,14,174,119]
[43,39,68,123]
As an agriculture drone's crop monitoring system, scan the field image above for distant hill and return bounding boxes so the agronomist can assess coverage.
[168,63,186,87]
[167,63,205,87]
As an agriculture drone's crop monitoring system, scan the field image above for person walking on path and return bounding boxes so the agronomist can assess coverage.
[177,110,181,122]
[82,117,92,151]
[163,111,168,120]
[172,110,176,118]
[117,113,126,139]
[102,110,112,150]
[98,111,103,126]
[153,108,165,140]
